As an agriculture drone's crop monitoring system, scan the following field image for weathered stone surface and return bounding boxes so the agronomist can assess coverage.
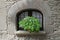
[48,0,60,13]
[0,0,60,40]
[0,7,7,31]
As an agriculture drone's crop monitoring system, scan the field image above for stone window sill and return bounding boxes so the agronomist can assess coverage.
[15,30,46,36]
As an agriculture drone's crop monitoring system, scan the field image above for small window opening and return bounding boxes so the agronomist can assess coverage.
[16,9,43,31]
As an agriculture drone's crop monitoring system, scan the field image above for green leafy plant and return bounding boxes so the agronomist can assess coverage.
[19,16,41,32]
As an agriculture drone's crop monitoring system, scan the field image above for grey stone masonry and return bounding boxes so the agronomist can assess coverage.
[0,0,60,40]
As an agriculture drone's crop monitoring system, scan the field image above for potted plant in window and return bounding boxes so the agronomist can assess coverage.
[19,16,41,33]
[15,16,46,36]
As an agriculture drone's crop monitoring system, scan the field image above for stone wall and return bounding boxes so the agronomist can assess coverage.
[0,0,60,40]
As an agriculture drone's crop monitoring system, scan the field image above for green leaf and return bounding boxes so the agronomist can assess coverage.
[19,16,41,32]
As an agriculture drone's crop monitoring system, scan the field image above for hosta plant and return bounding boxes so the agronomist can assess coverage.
[19,16,41,32]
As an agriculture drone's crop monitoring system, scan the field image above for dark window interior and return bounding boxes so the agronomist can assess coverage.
[16,9,43,31]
